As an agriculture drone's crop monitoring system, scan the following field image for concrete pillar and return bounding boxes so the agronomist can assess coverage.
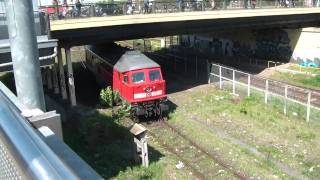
[52,63,60,94]
[65,47,77,106]
[57,48,68,100]
[47,67,53,90]
[42,68,47,86]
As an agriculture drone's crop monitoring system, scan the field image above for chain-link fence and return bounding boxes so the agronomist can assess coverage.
[209,63,320,123]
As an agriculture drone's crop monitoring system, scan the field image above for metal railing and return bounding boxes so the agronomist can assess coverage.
[209,62,320,123]
[0,82,102,179]
[40,0,320,20]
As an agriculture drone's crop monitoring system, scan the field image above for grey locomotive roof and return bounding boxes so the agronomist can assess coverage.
[114,51,160,72]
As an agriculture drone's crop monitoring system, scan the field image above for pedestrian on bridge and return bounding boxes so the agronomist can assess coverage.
[211,0,215,10]
[251,0,257,8]
[144,0,149,13]
[52,0,60,19]
[75,0,82,17]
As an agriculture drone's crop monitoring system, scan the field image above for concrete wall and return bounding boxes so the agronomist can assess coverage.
[180,28,320,64]
[291,28,320,65]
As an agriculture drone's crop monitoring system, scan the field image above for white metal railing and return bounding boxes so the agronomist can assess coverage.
[209,63,320,122]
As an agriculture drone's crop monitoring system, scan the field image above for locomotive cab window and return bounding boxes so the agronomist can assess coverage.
[123,75,128,83]
[149,70,161,81]
[132,72,145,84]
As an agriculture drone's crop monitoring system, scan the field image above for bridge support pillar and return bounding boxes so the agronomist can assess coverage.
[47,67,53,90]
[52,62,60,94]
[65,47,77,106]
[57,48,68,100]
[42,68,47,86]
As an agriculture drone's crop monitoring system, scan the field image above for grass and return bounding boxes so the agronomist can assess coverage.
[288,65,320,74]
[168,85,320,179]
[167,96,287,179]
[63,107,195,179]
[270,71,320,90]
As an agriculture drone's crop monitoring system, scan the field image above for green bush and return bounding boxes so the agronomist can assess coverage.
[100,87,113,107]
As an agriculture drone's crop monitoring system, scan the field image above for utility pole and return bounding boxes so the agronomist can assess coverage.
[5,0,46,111]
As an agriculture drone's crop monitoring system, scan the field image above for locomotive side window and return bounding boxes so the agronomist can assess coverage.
[123,75,128,83]
[149,70,161,81]
[132,72,145,84]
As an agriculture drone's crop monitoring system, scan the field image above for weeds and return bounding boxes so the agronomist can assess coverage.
[270,72,320,90]
[99,87,121,107]
[296,131,316,141]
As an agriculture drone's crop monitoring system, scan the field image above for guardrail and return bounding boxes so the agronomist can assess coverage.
[39,0,319,20]
[209,62,320,123]
[0,81,102,179]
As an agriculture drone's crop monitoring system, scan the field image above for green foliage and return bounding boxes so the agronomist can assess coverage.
[271,72,320,90]
[113,90,121,104]
[114,100,130,121]
[239,96,258,115]
[100,86,114,107]
[296,131,316,141]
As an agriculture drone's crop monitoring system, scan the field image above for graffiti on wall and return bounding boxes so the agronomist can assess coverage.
[254,29,292,61]
[182,36,254,59]
[181,28,294,61]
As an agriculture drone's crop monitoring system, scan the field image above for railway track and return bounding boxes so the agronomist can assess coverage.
[141,120,248,180]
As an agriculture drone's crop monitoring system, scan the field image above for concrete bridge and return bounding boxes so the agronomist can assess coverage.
[50,8,320,46]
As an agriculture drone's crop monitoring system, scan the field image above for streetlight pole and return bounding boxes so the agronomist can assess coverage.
[5,0,46,111]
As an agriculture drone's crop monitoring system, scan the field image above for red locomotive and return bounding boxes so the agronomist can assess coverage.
[85,43,168,119]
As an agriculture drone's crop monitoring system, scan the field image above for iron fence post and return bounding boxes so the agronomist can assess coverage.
[232,70,235,95]
[284,85,288,115]
[306,92,311,122]
[247,74,251,96]
[265,79,269,104]
[219,65,222,89]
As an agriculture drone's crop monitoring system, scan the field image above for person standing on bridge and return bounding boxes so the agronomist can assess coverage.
[210,0,215,10]
[251,0,256,8]
[144,0,149,13]
[52,0,60,19]
[75,0,82,17]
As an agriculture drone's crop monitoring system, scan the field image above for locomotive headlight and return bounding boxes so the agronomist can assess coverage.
[153,86,155,89]
[145,87,152,92]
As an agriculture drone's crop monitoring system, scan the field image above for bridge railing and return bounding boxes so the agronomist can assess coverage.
[41,0,319,21]
[0,81,102,179]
